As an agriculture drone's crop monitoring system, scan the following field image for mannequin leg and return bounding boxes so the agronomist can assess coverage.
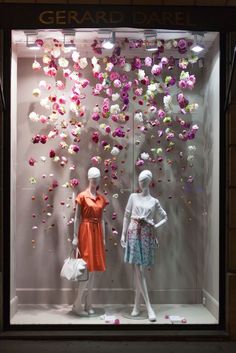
[131,269,141,316]
[134,265,156,322]
[72,280,88,315]
[85,272,95,314]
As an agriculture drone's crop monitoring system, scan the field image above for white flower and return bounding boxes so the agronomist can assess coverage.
[58,57,69,68]
[148,106,157,114]
[69,71,80,83]
[164,41,172,50]
[110,104,120,114]
[43,55,51,64]
[91,56,98,65]
[32,88,41,97]
[112,93,120,102]
[163,95,172,113]
[72,51,80,62]
[134,112,143,122]
[39,80,47,89]
[40,97,50,110]
[187,155,194,162]
[141,152,149,160]
[79,57,88,69]
[138,69,145,80]
[51,48,61,58]
[49,112,58,123]
[111,147,120,156]
[29,112,39,122]
[48,130,57,139]
[40,156,47,162]
[188,145,196,152]
[93,64,101,73]
[123,63,131,72]
[148,83,157,92]
[53,156,60,162]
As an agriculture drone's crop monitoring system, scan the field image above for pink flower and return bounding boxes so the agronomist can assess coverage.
[102,98,110,113]
[145,57,152,66]
[105,125,111,133]
[151,64,162,76]
[59,96,66,104]
[56,80,65,90]
[52,180,59,188]
[39,115,47,123]
[70,178,79,188]
[110,72,120,81]
[113,79,121,88]
[134,88,143,96]
[63,69,71,78]
[136,159,144,166]
[178,39,187,53]
[161,57,169,66]
[178,80,187,89]
[80,79,89,88]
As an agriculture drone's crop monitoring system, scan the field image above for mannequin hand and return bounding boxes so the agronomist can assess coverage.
[120,234,127,248]
[155,236,159,247]
[71,236,78,249]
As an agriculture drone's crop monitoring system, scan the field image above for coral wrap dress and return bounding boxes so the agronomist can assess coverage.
[76,190,108,272]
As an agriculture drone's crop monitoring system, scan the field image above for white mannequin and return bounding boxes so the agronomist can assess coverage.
[72,167,106,315]
[121,170,167,322]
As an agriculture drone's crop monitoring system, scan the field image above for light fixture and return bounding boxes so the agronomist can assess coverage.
[25,31,40,50]
[191,34,204,53]
[63,30,77,51]
[101,31,115,50]
[144,30,157,52]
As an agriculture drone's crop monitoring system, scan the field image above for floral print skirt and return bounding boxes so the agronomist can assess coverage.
[124,219,156,267]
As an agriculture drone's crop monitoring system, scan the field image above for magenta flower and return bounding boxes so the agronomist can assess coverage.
[112,127,125,138]
[70,178,79,188]
[136,159,144,166]
[29,158,36,166]
[113,79,121,88]
[132,57,142,70]
[92,131,99,143]
[110,72,120,81]
[91,112,100,121]
[49,150,56,158]
[178,39,187,53]
[52,180,59,188]
[157,109,166,119]
[40,135,47,144]
[102,98,110,113]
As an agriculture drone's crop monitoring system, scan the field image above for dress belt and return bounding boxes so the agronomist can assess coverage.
[81,217,102,223]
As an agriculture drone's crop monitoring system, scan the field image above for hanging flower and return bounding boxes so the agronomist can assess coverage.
[177,39,188,54]
[111,147,120,156]
[179,58,189,69]
[68,144,80,154]
[151,64,162,76]
[28,158,36,166]
[110,104,120,115]
[136,159,144,166]
[134,112,143,122]
[70,178,79,188]
[32,60,41,71]
[138,69,146,80]
[29,112,39,122]
[164,76,176,87]
[32,88,41,97]
[56,80,65,90]
[163,95,173,112]
[43,66,57,77]
[39,115,47,123]
[79,57,88,69]
[141,152,149,160]
[72,51,80,62]
[91,156,102,165]
[92,131,99,143]
[145,57,152,66]
[123,63,131,72]
[58,57,69,68]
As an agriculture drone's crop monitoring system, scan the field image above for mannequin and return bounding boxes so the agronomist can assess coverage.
[72,167,108,315]
[121,170,167,322]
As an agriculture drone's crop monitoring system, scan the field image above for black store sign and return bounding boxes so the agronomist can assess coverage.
[0,4,236,30]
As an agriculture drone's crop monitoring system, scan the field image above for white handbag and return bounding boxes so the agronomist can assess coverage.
[60,250,88,282]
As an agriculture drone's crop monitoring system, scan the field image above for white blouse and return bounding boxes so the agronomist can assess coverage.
[125,193,167,228]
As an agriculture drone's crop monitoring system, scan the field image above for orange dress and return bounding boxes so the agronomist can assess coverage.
[76,190,108,272]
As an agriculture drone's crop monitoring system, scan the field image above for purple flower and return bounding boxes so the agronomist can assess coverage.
[178,39,187,53]
[136,159,144,166]
[92,131,99,143]
[70,178,79,188]
[151,64,162,76]
[91,112,100,121]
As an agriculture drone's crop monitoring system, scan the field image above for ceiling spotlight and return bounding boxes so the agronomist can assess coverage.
[25,31,40,50]
[63,30,77,51]
[102,32,115,50]
[191,34,204,53]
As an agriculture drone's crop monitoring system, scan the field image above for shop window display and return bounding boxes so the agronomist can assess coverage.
[10,28,220,325]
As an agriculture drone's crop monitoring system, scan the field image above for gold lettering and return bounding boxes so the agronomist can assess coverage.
[68,11,80,25]
[133,12,147,26]
[162,12,175,26]
[175,12,186,26]
[95,11,108,24]
[56,11,66,25]
[110,11,124,24]
[147,12,163,26]
[39,11,54,25]
[80,11,96,25]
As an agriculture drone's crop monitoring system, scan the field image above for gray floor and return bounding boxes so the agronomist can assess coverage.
[11,303,217,325]
[0,341,236,353]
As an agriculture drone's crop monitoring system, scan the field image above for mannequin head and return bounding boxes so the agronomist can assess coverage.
[88,167,101,188]
[138,170,152,191]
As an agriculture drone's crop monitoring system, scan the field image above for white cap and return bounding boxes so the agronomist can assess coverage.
[138,170,152,182]
[88,167,101,179]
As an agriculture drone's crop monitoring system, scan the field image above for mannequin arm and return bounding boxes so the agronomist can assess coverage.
[154,203,167,229]
[102,217,106,246]
[72,203,81,253]
[120,212,130,248]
